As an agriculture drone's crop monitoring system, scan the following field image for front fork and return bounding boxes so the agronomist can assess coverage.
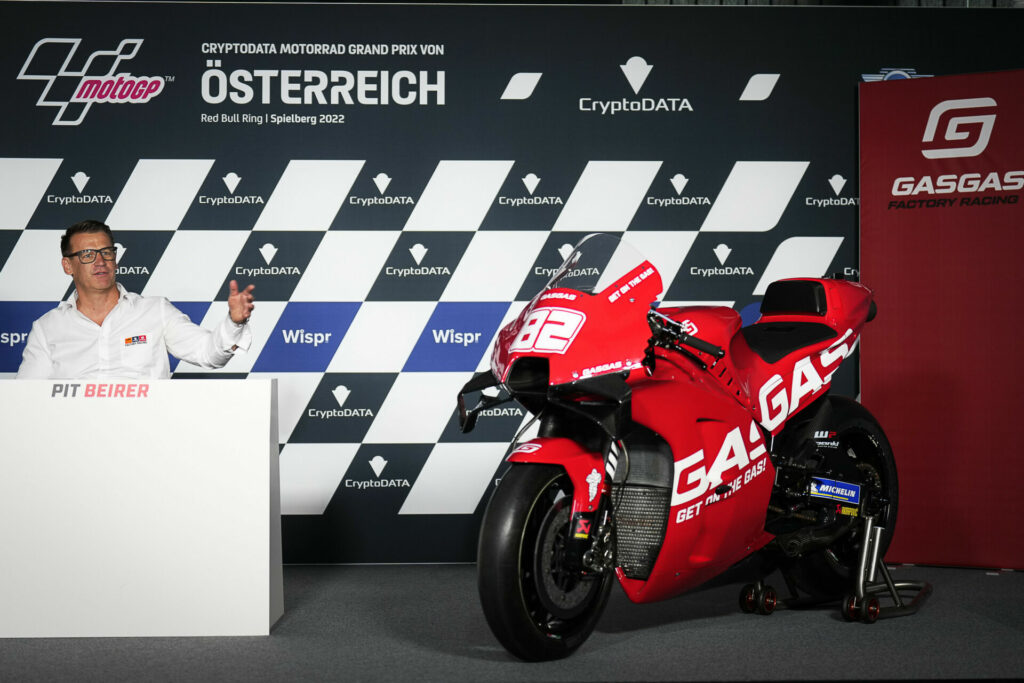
[580,506,616,575]
[508,437,622,576]
[578,442,623,575]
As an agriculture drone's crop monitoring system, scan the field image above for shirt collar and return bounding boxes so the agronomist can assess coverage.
[58,282,131,312]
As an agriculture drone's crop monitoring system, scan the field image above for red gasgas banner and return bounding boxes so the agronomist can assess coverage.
[860,69,1024,568]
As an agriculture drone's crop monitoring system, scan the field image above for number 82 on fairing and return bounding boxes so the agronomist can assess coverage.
[509,308,586,354]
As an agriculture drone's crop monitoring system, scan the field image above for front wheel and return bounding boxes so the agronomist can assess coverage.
[477,464,614,661]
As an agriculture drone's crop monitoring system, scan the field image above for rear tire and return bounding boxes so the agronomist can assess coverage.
[477,464,613,661]
[787,396,899,600]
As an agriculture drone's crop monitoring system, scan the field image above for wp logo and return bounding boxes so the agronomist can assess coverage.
[17,38,165,126]
[921,97,997,159]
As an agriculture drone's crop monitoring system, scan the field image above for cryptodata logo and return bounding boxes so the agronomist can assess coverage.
[498,172,564,208]
[579,57,693,115]
[348,172,415,207]
[17,38,166,125]
[46,170,114,207]
[344,454,411,491]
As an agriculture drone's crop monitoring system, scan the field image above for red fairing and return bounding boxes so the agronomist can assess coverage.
[622,355,777,602]
[659,306,742,352]
[491,261,662,386]
[507,438,606,518]
[730,278,875,434]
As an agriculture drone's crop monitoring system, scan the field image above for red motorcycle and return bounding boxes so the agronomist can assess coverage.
[459,233,927,661]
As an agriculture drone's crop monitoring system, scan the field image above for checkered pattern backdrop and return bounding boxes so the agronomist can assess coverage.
[2,2,1020,562]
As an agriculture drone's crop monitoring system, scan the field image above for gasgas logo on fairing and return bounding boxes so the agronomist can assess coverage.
[672,421,768,524]
[757,329,856,431]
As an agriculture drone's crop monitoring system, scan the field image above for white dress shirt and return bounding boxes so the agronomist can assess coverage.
[16,284,253,379]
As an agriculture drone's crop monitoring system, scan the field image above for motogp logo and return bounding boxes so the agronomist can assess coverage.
[921,98,997,160]
[17,38,166,126]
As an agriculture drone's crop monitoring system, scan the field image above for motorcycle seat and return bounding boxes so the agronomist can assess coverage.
[736,279,837,364]
[739,322,837,364]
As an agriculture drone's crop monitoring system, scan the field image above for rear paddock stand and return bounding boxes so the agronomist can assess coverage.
[736,516,932,622]
[840,516,932,624]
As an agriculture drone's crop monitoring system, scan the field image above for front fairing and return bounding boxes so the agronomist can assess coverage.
[491,234,663,387]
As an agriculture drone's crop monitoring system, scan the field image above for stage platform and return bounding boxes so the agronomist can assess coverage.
[1,564,1020,681]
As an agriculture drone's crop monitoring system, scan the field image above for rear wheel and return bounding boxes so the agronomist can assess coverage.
[787,397,899,600]
[477,464,613,661]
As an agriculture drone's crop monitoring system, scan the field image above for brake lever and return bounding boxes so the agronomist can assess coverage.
[647,310,725,359]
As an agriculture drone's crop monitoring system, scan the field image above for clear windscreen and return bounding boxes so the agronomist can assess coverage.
[543,233,650,297]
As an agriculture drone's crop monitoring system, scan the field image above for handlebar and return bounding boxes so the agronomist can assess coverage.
[647,309,725,359]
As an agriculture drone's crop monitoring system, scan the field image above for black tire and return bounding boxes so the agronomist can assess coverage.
[757,585,778,615]
[739,584,757,613]
[787,396,899,600]
[861,597,881,624]
[841,595,859,621]
[477,464,614,661]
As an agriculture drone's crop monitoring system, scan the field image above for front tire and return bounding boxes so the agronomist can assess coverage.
[787,396,899,599]
[477,464,613,661]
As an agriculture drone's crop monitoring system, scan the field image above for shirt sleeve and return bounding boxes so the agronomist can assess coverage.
[161,299,253,370]
[15,320,54,379]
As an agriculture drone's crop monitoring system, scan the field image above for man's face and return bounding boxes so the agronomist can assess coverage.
[62,232,117,294]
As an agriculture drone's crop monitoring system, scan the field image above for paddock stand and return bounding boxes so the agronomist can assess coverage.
[737,515,932,622]
[838,515,933,623]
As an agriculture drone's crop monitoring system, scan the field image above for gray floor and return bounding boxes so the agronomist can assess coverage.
[1,564,1021,682]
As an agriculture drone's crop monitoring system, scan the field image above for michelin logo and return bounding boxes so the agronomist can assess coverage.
[809,477,861,504]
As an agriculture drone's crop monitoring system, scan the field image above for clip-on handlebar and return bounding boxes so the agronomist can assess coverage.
[645,310,726,369]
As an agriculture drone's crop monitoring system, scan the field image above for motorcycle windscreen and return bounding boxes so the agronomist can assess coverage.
[492,233,663,386]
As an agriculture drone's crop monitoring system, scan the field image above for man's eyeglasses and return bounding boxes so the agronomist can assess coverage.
[65,247,118,264]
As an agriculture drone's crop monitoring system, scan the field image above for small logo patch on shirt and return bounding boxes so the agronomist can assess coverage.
[124,335,148,346]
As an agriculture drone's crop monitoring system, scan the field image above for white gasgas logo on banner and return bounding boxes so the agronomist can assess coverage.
[887,97,1024,208]
[921,98,996,159]
[17,38,166,126]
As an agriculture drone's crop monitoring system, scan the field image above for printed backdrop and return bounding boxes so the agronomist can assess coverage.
[861,69,1024,569]
[1,2,1021,562]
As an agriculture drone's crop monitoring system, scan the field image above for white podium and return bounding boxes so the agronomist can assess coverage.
[0,379,283,637]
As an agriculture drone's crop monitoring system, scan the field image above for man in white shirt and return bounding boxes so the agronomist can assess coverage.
[16,220,256,379]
